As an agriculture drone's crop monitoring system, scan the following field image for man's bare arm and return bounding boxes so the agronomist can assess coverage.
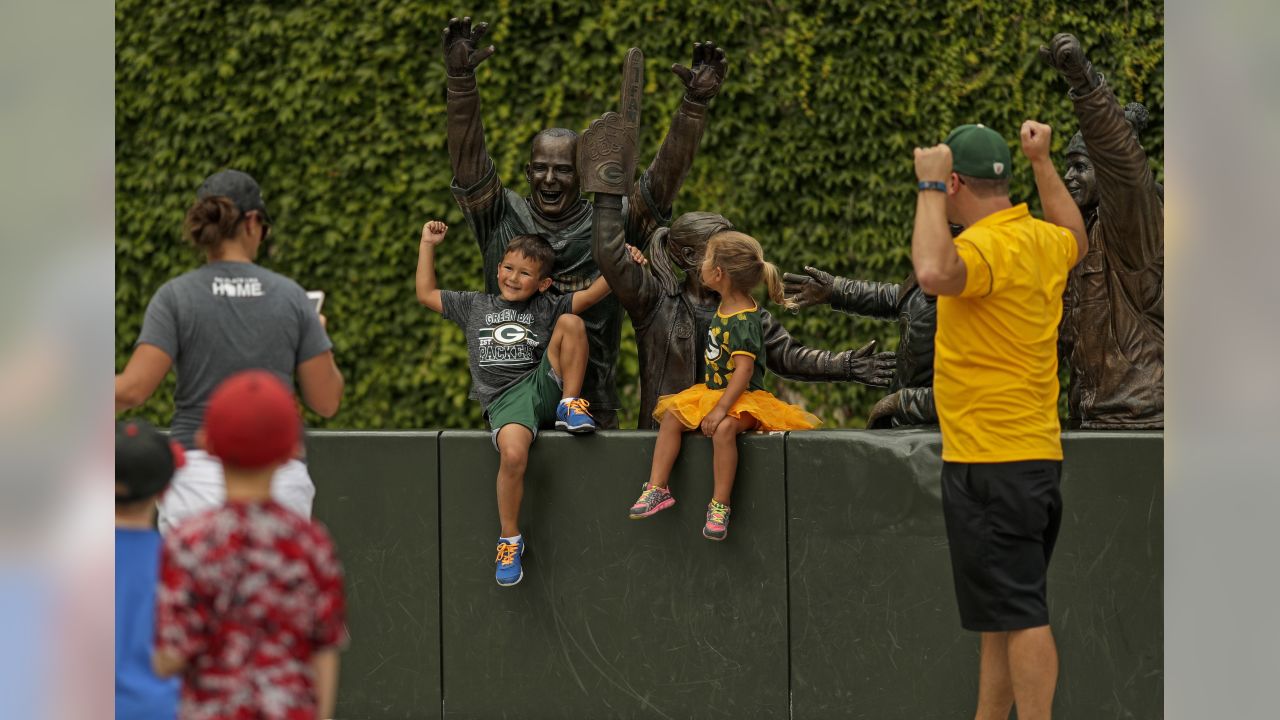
[910,145,967,296]
[1021,120,1088,263]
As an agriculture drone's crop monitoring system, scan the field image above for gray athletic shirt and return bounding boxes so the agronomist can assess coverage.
[441,290,574,410]
[136,261,332,449]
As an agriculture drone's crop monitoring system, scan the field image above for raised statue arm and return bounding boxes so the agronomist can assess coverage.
[584,48,660,320]
[1041,33,1162,271]
[442,17,498,190]
[627,42,728,247]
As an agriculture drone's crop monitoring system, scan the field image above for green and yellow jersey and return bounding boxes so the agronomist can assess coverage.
[704,304,767,392]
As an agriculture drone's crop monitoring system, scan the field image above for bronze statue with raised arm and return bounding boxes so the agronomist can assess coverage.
[1042,32,1164,429]
[442,16,726,428]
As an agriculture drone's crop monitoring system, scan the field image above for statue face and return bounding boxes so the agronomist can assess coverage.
[1064,152,1099,209]
[524,135,580,218]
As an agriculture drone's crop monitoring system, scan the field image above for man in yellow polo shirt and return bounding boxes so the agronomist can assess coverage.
[910,121,1087,720]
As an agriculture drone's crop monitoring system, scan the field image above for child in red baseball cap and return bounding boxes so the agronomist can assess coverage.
[152,370,347,719]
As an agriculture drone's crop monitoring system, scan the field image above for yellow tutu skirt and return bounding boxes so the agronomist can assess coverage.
[652,385,821,431]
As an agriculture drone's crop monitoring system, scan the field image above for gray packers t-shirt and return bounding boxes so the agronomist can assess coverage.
[452,165,663,412]
[440,290,574,410]
[136,261,332,449]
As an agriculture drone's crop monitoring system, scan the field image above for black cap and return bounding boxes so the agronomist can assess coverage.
[116,420,181,503]
[197,169,272,225]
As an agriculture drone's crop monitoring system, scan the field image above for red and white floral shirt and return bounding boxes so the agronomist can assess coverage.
[156,501,346,720]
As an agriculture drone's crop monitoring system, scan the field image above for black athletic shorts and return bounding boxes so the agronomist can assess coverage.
[941,460,1063,632]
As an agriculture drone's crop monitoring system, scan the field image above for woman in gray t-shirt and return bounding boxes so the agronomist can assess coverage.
[115,170,344,532]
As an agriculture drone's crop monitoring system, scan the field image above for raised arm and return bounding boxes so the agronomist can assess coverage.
[442,17,498,189]
[783,266,901,319]
[581,57,663,319]
[1041,33,1162,270]
[626,42,728,245]
[911,145,967,296]
[415,220,448,313]
[1021,120,1088,262]
[592,191,661,319]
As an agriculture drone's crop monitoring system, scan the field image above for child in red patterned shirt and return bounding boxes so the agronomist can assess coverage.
[153,370,347,719]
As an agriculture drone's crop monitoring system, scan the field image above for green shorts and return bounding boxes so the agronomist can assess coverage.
[485,353,563,447]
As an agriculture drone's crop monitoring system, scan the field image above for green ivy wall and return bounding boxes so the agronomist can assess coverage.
[116,0,1163,429]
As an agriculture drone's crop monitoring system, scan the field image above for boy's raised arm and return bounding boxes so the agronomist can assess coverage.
[571,274,613,315]
[416,221,449,313]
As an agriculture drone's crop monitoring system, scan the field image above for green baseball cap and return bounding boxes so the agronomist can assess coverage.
[944,124,1012,180]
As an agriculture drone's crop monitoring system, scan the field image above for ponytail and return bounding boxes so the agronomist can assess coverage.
[648,227,682,296]
[762,261,796,311]
[183,196,242,252]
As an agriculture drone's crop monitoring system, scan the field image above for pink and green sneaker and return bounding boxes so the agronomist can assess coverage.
[703,500,731,541]
[629,482,675,519]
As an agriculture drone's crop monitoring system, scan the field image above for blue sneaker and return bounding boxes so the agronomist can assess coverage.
[555,397,596,434]
[495,537,525,587]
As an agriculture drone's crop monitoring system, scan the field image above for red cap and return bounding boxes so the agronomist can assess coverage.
[203,370,301,469]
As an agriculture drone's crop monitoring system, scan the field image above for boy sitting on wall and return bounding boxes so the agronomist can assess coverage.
[415,220,612,586]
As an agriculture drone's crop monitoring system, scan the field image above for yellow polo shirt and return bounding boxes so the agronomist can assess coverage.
[934,204,1078,462]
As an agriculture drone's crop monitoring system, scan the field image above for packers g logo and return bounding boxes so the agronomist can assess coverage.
[705,327,722,362]
[492,323,529,345]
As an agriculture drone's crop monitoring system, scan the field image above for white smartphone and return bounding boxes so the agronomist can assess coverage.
[306,290,325,315]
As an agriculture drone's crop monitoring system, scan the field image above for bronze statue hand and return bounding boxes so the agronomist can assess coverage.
[781,266,835,309]
[442,16,495,77]
[1039,33,1098,94]
[671,41,727,104]
[866,390,902,429]
[842,339,896,387]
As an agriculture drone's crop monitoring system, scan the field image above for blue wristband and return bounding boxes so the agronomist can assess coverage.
[917,181,947,193]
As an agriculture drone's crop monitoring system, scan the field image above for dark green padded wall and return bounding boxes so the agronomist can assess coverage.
[1052,433,1163,716]
[438,430,789,719]
[309,432,442,720]
[785,430,1163,719]
[303,430,1161,719]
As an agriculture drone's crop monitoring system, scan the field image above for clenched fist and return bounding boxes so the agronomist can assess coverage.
[421,220,448,246]
[914,144,953,184]
[1019,120,1053,163]
[1038,33,1098,94]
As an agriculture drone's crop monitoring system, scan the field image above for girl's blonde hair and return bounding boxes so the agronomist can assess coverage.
[704,230,796,311]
